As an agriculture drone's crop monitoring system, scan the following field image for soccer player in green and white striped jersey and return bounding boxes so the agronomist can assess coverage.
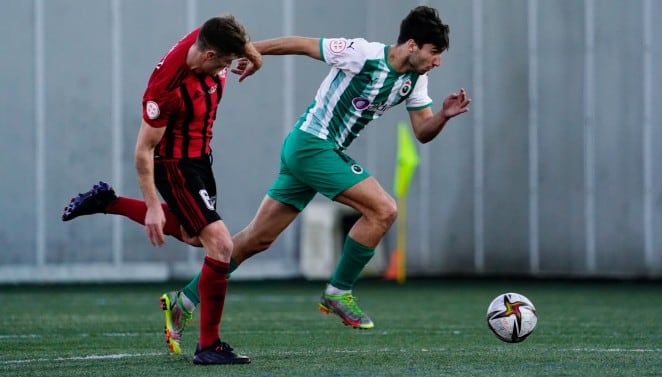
[160,5,471,350]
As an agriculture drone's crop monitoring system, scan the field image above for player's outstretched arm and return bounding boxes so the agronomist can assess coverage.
[252,37,322,60]
[409,88,471,143]
[231,37,320,79]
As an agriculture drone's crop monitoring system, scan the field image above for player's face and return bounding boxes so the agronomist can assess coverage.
[197,51,236,76]
[409,43,442,74]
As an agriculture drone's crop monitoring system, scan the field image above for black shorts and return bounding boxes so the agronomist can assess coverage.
[154,155,221,236]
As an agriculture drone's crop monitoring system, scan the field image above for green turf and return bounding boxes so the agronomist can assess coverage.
[1,279,660,377]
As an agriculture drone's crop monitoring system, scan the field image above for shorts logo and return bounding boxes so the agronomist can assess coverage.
[329,39,348,54]
[199,189,215,210]
[146,101,160,120]
[400,79,412,96]
[351,163,364,174]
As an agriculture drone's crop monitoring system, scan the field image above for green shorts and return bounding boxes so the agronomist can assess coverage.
[267,128,371,211]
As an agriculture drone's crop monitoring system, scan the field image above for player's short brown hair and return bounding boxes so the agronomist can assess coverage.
[197,14,249,56]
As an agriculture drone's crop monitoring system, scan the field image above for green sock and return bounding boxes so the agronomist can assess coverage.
[329,235,375,290]
[182,272,201,306]
[183,258,240,307]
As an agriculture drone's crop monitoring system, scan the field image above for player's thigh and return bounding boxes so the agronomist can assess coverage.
[248,195,300,241]
[334,176,396,218]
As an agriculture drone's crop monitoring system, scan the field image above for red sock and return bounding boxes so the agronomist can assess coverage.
[198,256,229,349]
[105,197,183,240]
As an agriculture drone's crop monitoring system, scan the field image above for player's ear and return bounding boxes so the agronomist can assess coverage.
[407,39,417,53]
[204,50,217,60]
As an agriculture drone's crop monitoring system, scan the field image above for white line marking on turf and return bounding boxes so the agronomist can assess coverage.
[2,352,165,365]
[565,348,662,353]
[101,332,142,337]
[3,347,660,366]
[0,334,40,339]
[0,332,144,339]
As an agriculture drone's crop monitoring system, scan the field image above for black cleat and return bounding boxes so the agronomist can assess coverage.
[193,340,251,365]
[62,181,118,221]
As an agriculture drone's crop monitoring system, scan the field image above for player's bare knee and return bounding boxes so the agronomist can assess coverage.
[377,198,398,228]
[204,236,233,260]
[200,226,233,259]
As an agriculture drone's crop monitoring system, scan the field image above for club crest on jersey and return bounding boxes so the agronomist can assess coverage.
[146,101,160,120]
[208,84,217,94]
[351,163,364,174]
[329,39,348,55]
[400,79,412,96]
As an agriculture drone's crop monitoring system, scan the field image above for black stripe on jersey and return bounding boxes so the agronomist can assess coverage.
[165,67,187,92]
[161,112,179,157]
[198,77,215,156]
[180,85,195,158]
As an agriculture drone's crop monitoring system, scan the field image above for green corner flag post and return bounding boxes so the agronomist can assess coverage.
[389,122,420,283]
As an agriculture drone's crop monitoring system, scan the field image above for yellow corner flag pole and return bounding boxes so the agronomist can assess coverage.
[386,122,420,283]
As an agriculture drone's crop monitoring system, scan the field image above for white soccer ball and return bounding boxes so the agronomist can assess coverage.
[486,292,537,343]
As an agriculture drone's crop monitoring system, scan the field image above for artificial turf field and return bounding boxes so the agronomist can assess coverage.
[1,278,660,377]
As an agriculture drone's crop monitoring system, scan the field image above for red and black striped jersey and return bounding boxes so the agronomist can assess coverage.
[142,28,226,159]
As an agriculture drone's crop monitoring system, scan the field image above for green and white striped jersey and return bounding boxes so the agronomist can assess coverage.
[295,38,433,150]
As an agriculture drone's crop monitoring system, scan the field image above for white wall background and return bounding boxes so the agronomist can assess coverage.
[1,0,660,282]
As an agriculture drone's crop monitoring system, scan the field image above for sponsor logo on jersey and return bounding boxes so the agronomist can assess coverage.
[351,97,391,114]
[329,39,348,54]
[352,97,370,110]
[146,101,160,120]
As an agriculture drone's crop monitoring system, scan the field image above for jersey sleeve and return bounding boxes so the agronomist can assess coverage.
[406,74,433,111]
[142,93,179,128]
[320,38,368,73]
[142,68,181,128]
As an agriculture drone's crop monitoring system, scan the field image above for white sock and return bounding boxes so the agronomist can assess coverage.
[325,284,351,295]
[179,292,196,312]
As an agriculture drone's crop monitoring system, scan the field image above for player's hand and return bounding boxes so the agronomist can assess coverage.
[441,88,471,119]
[230,57,249,75]
[144,205,166,247]
[231,56,263,82]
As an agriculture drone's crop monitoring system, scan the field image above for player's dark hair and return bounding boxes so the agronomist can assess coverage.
[397,6,449,51]
[197,14,249,56]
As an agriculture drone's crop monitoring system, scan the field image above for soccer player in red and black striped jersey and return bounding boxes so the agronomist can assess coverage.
[62,14,262,365]
[136,14,264,365]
